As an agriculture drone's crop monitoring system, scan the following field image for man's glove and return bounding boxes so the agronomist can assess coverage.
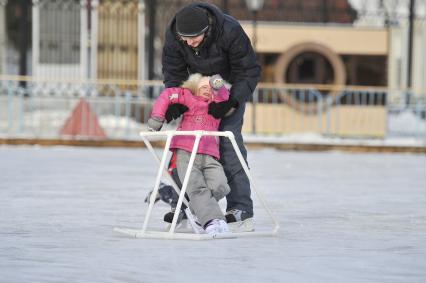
[165,103,189,123]
[208,97,238,119]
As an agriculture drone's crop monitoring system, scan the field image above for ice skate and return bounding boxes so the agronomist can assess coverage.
[204,219,230,236]
[164,207,188,231]
[144,182,175,205]
[225,209,255,232]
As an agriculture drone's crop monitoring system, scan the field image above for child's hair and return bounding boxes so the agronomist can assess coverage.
[181,73,205,95]
[181,73,229,95]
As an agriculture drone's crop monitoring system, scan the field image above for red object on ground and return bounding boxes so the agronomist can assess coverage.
[59,98,107,139]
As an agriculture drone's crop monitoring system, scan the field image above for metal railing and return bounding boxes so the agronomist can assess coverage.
[0,77,425,141]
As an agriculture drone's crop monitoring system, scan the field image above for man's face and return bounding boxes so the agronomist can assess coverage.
[180,33,205,48]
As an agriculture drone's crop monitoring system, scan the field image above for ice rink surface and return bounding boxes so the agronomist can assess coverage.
[1,145,425,283]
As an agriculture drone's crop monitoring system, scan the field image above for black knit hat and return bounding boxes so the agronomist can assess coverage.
[176,6,209,37]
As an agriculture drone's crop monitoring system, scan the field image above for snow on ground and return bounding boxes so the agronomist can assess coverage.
[388,110,426,137]
[1,146,426,283]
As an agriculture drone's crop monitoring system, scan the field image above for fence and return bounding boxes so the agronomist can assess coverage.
[1,76,425,141]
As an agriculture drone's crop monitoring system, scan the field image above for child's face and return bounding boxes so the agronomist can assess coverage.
[196,77,212,101]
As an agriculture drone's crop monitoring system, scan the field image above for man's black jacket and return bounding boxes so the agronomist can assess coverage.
[162,2,261,104]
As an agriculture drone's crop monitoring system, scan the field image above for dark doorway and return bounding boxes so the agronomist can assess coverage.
[286,52,334,85]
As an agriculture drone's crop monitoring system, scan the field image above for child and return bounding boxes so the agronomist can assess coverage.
[147,73,231,235]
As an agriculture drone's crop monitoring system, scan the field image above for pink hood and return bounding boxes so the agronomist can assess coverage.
[150,86,229,159]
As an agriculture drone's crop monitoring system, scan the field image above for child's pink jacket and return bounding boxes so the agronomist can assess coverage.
[150,86,229,159]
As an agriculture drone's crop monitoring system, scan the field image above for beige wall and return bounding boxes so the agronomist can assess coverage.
[241,23,389,55]
[243,103,387,138]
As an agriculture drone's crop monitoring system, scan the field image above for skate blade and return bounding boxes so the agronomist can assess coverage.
[228,218,255,232]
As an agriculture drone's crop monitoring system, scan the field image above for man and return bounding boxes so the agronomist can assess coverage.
[161,2,260,232]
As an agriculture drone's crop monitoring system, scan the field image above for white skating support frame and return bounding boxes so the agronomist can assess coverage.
[114,130,280,240]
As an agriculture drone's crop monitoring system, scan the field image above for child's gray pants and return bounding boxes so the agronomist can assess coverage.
[175,149,230,227]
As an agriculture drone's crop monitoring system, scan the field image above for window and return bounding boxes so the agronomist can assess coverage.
[39,0,80,64]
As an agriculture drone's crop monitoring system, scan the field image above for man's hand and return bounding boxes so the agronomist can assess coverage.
[208,97,238,119]
[165,103,189,123]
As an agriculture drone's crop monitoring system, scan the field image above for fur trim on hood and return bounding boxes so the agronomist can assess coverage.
[181,73,204,95]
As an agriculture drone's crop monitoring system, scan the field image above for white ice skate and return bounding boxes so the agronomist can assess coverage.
[205,219,230,236]
[228,218,255,232]
[225,209,255,232]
